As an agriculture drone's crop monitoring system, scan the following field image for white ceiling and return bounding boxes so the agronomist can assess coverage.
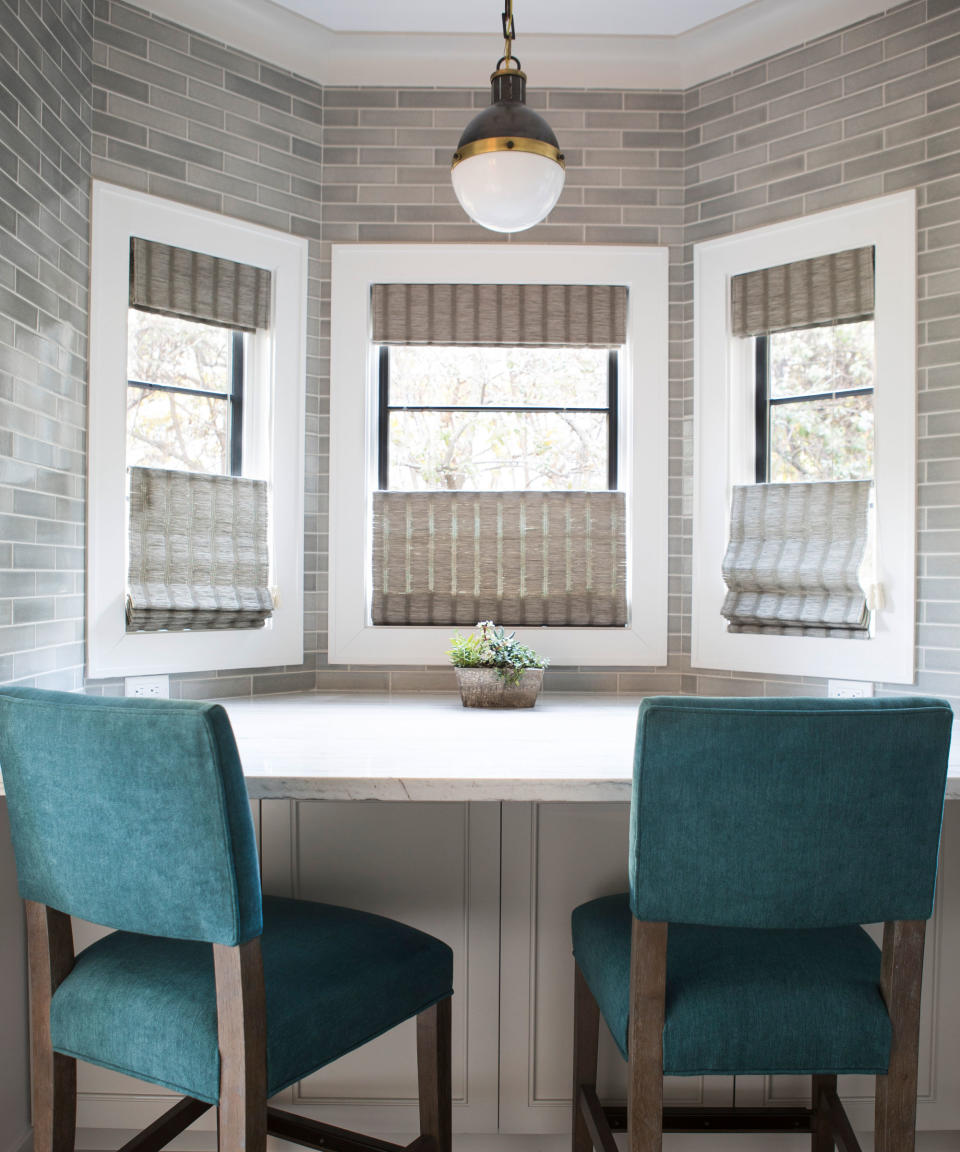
[267,0,755,38]
[146,0,889,90]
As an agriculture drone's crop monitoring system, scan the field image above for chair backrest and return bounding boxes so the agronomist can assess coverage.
[0,688,262,945]
[630,696,953,929]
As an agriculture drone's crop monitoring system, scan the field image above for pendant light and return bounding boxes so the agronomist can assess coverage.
[451,0,565,233]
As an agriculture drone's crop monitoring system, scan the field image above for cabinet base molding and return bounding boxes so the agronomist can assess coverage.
[71,1130,960,1152]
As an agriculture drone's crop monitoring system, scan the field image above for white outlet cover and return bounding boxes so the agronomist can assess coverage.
[125,675,171,698]
[827,679,875,699]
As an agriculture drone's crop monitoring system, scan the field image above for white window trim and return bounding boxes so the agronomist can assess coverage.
[87,181,307,679]
[692,190,916,684]
[329,243,669,667]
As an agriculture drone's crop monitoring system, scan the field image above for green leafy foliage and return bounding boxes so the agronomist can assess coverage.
[447,621,549,686]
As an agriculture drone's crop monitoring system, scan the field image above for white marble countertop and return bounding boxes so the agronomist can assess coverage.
[219,692,960,803]
[0,691,952,802]
[224,692,639,801]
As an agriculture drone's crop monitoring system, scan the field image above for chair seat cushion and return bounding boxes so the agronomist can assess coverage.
[571,893,891,1076]
[50,895,453,1103]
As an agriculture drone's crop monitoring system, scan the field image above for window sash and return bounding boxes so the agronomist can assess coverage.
[377,347,619,491]
[754,332,874,484]
[127,323,245,478]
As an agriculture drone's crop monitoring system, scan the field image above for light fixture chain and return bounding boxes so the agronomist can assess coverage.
[501,0,515,67]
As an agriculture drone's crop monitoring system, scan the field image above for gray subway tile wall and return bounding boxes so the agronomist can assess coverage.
[0,0,93,692]
[1,0,959,709]
[680,0,960,710]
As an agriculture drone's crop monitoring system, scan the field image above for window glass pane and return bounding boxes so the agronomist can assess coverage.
[127,309,232,393]
[127,387,230,474]
[388,410,608,490]
[768,320,873,399]
[769,394,874,483]
[388,346,608,407]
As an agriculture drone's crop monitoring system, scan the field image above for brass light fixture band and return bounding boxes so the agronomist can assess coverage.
[491,64,526,80]
[451,136,565,169]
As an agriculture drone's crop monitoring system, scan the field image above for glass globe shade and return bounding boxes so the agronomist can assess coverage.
[452,149,565,234]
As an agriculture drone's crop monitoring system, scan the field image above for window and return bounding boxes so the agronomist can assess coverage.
[754,321,874,484]
[127,311,245,477]
[87,182,308,679]
[378,346,617,491]
[369,282,628,630]
[328,244,669,667]
[692,190,916,683]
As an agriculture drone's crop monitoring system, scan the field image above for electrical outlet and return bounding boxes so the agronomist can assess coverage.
[828,679,874,699]
[125,675,170,699]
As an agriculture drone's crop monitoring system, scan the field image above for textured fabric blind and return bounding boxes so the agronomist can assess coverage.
[371,284,627,347]
[721,480,872,636]
[127,467,273,632]
[129,238,271,331]
[730,246,874,337]
[372,491,627,626]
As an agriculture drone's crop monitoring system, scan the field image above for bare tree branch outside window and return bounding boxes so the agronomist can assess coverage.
[386,345,610,491]
[126,310,233,475]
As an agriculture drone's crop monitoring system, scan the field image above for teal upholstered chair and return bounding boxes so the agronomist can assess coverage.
[571,696,953,1152]
[0,688,453,1152]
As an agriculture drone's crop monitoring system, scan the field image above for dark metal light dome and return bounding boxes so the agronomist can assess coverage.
[450,4,565,233]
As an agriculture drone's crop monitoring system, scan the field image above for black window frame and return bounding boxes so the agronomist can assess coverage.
[126,311,245,477]
[377,346,619,491]
[754,324,875,484]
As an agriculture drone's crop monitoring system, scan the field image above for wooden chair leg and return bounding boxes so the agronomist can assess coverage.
[572,962,600,1152]
[875,920,925,1152]
[417,997,452,1152]
[214,939,267,1152]
[627,920,667,1152]
[26,901,76,1152]
[811,1074,836,1152]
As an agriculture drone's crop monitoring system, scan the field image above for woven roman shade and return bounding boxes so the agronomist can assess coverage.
[730,246,874,337]
[129,238,271,332]
[721,480,872,636]
[372,491,626,626]
[371,284,627,347]
[126,467,273,632]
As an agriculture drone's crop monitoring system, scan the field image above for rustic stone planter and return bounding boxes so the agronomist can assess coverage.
[454,667,544,709]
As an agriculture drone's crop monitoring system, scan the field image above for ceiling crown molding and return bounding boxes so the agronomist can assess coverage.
[142,0,886,90]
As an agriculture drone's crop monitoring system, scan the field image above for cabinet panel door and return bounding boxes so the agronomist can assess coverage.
[265,799,500,1135]
[499,802,732,1134]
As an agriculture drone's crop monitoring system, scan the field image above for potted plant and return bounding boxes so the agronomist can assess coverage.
[447,621,549,708]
